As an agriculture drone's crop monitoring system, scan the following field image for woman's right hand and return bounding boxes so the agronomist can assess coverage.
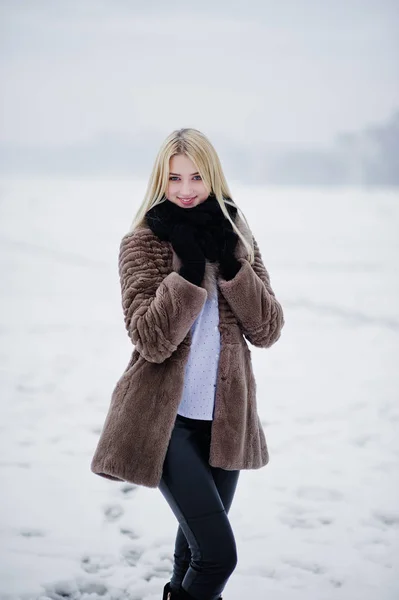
[170,223,206,287]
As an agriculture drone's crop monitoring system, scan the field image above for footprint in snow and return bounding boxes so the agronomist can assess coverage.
[120,526,141,540]
[80,553,114,574]
[103,503,124,521]
[282,556,327,574]
[120,482,138,496]
[20,527,46,537]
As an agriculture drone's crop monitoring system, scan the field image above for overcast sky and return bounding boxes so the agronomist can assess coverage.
[1,0,398,151]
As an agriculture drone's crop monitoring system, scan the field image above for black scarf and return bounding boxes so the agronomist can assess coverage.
[145,194,238,243]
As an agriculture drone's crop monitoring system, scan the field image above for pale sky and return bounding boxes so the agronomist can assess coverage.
[0,0,398,150]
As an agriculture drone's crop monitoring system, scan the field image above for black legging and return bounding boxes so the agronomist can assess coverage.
[158,412,240,600]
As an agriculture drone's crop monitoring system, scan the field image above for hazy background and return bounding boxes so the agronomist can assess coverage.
[1,0,398,185]
[1,2,399,599]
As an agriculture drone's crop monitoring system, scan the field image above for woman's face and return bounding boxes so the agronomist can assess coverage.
[166,154,209,208]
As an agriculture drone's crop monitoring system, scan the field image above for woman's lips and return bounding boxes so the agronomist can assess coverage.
[178,196,196,205]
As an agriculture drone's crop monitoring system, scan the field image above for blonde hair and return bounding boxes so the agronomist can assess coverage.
[128,127,254,264]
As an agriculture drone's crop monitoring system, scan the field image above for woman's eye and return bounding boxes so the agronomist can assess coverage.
[168,176,202,181]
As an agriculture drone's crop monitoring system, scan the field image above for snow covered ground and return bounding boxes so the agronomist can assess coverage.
[0,178,398,600]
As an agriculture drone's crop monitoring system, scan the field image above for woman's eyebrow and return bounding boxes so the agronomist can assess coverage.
[169,172,200,176]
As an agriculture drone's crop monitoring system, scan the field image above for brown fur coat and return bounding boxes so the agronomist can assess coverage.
[90,212,285,488]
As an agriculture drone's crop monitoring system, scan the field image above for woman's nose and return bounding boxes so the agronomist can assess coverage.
[180,181,193,195]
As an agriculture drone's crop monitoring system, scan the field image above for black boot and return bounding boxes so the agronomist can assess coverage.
[163,580,222,600]
[178,584,223,599]
[163,581,179,599]
[177,586,195,600]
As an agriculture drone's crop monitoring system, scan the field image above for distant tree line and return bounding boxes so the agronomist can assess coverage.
[0,112,398,186]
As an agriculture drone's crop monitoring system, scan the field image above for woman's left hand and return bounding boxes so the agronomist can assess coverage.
[217,221,242,280]
[190,197,241,278]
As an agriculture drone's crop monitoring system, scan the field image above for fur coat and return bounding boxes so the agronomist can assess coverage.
[90,210,285,488]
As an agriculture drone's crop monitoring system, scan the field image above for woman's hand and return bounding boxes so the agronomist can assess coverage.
[194,206,241,280]
[216,221,242,280]
[196,216,241,280]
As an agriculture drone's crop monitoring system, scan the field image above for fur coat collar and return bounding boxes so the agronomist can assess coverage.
[91,207,285,488]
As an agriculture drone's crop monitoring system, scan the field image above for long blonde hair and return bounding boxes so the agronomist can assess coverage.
[129,127,254,264]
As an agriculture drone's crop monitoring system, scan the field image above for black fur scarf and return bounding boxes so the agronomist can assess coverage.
[145,194,241,278]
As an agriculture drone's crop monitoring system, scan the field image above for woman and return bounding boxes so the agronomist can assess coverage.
[91,128,285,600]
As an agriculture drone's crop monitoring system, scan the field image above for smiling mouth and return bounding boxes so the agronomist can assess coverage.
[178,197,196,204]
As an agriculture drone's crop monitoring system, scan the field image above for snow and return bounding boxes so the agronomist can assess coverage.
[0,178,398,600]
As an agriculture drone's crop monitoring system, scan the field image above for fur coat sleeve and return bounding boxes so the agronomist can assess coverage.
[218,234,285,348]
[119,229,207,363]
